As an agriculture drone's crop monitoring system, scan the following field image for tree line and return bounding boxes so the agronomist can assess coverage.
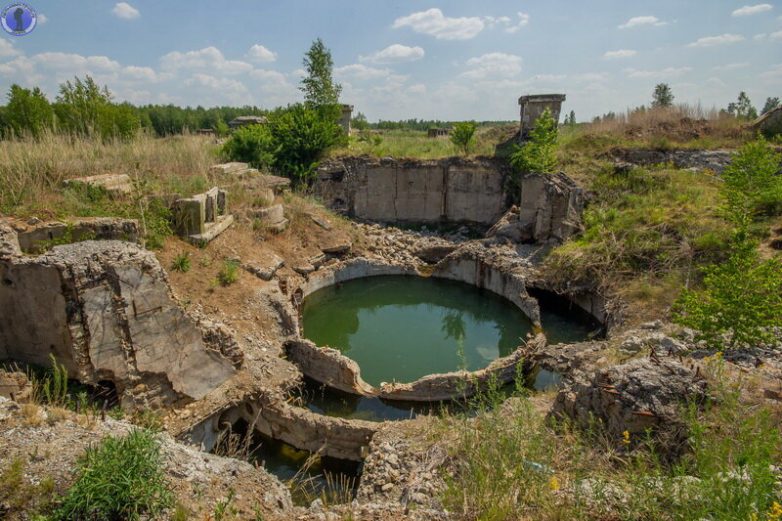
[0,76,268,140]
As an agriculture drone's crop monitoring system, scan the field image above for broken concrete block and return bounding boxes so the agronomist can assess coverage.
[172,187,233,244]
[250,204,288,233]
[242,254,285,281]
[321,240,352,255]
[209,162,254,175]
[64,173,132,196]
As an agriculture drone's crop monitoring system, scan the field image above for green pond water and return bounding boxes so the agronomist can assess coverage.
[302,275,597,388]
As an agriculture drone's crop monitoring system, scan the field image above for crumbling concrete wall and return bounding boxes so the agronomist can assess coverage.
[0,221,237,410]
[315,157,509,225]
[183,391,378,461]
[285,339,375,396]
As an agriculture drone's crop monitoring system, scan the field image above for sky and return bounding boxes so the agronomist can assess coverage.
[0,0,780,121]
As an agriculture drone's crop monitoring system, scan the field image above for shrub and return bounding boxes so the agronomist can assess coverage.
[52,429,172,520]
[217,259,239,286]
[510,108,558,174]
[221,124,276,169]
[171,252,191,273]
[672,239,782,349]
[267,103,345,184]
[721,138,782,225]
[450,121,477,155]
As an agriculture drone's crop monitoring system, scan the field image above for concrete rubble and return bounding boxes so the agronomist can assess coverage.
[64,173,133,196]
[172,186,234,244]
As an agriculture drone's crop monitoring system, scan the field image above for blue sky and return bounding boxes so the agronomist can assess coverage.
[0,1,780,121]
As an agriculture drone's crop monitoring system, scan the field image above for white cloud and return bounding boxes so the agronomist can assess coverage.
[359,44,425,64]
[755,33,769,40]
[706,77,727,87]
[505,12,530,34]
[0,40,19,58]
[732,4,773,17]
[112,2,140,20]
[462,52,522,79]
[160,47,252,75]
[247,44,277,63]
[37,13,47,24]
[688,34,745,47]
[335,64,394,81]
[392,8,485,40]
[603,49,637,59]
[32,52,120,72]
[122,65,157,82]
[624,66,692,78]
[184,74,250,102]
[771,30,782,41]
[713,62,749,71]
[618,16,666,29]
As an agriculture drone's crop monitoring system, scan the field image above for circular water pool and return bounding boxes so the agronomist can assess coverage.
[302,275,535,386]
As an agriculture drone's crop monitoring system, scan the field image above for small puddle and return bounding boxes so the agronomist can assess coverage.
[294,377,448,422]
[225,419,361,507]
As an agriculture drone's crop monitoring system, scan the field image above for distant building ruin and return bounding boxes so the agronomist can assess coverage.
[427,128,450,138]
[518,94,566,141]
[340,104,354,134]
[228,115,267,129]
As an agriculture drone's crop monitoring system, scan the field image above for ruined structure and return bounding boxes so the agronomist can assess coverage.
[427,128,449,138]
[0,219,237,409]
[486,172,584,243]
[340,104,354,134]
[518,93,566,140]
[172,187,233,244]
[228,115,267,129]
[753,106,782,138]
[315,157,509,225]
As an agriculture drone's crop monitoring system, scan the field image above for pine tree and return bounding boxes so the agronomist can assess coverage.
[651,83,674,108]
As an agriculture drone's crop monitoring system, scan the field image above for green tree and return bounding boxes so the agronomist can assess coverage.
[54,75,112,136]
[221,123,276,169]
[213,118,230,137]
[652,83,674,108]
[4,84,54,139]
[450,121,477,155]
[672,240,782,349]
[267,103,345,183]
[727,91,758,120]
[352,111,369,131]
[567,110,576,126]
[673,138,782,349]
[761,96,780,115]
[300,38,342,107]
[97,102,140,141]
[510,108,558,174]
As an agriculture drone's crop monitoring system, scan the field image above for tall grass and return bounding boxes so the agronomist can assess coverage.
[0,132,218,217]
[439,358,782,521]
[51,429,172,520]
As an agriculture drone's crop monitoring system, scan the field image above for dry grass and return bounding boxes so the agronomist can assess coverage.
[0,132,220,218]
[560,105,751,157]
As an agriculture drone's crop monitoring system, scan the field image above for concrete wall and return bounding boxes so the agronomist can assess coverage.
[0,220,236,410]
[315,157,509,225]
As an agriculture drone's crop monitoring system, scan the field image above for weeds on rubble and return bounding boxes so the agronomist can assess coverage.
[51,429,172,520]
[171,252,192,273]
[438,357,782,521]
[212,488,238,521]
[0,457,57,517]
[213,423,256,461]
[217,259,240,286]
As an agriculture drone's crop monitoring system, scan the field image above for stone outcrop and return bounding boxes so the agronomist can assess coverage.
[551,357,708,452]
[607,148,734,173]
[249,203,288,233]
[0,221,237,409]
[486,171,584,244]
[315,157,509,225]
